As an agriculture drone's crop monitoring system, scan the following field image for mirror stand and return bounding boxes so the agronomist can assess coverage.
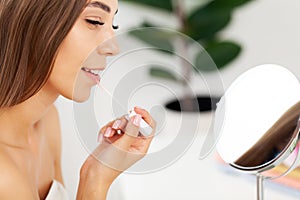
[256,139,300,200]
[256,174,264,200]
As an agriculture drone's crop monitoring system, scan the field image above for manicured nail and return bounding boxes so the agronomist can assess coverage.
[133,114,142,126]
[104,127,112,137]
[135,106,143,110]
[112,120,121,129]
[97,134,103,143]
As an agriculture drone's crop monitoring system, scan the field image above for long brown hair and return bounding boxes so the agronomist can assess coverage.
[235,101,300,168]
[0,0,88,107]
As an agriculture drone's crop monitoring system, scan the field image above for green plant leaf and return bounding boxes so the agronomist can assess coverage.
[129,26,175,54]
[194,41,241,72]
[149,67,178,82]
[186,2,232,41]
[121,0,173,12]
[212,0,253,9]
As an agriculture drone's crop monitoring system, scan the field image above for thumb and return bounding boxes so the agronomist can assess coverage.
[114,114,141,150]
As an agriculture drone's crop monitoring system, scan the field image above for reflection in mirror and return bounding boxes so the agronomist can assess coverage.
[234,102,300,169]
[215,64,300,200]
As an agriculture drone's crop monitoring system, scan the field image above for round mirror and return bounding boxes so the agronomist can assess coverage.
[216,64,300,173]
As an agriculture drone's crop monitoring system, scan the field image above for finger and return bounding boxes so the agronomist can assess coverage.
[134,107,156,139]
[103,127,116,138]
[104,117,129,142]
[99,115,128,139]
[103,133,122,144]
[110,117,128,137]
[134,107,156,128]
[112,119,122,130]
[114,114,141,150]
[114,118,128,136]
[97,129,117,144]
[112,116,128,131]
[99,120,115,135]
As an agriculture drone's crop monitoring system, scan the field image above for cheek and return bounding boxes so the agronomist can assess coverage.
[54,29,89,80]
[47,26,97,100]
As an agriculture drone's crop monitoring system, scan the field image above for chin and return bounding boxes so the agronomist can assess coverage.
[70,76,95,102]
[71,90,92,103]
[60,86,92,103]
[73,96,91,103]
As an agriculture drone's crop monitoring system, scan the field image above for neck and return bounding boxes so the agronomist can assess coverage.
[0,82,59,146]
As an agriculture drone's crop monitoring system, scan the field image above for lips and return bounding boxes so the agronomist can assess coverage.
[81,67,102,75]
[81,67,103,84]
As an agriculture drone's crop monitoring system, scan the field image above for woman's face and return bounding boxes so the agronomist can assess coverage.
[46,0,119,102]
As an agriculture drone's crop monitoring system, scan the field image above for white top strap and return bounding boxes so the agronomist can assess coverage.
[45,180,69,200]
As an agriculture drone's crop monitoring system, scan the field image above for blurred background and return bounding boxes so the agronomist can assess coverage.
[55,0,300,199]
[116,0,300,86]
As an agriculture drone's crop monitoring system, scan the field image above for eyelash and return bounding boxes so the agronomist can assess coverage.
[86,19,119,30]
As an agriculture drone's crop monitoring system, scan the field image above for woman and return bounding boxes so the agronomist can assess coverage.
[0,0,156,199]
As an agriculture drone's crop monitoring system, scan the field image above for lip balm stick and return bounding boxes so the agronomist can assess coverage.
[125,110,153,137]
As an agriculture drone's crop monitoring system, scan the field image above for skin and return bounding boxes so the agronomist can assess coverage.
[0,0,156,199]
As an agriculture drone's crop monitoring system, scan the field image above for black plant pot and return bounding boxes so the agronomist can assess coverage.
[165,95,221,113]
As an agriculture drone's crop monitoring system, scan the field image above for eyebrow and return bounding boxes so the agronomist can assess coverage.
[88,1,111,13]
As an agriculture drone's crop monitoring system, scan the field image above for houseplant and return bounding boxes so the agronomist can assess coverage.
[121,0,253,112]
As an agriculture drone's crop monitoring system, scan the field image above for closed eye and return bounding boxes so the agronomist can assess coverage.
[85,19,105,26]
[86,19,119,30]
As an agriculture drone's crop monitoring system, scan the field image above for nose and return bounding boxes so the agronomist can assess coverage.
[97,31,120,56]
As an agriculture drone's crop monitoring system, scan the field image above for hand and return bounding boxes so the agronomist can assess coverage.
[80,107,156,187]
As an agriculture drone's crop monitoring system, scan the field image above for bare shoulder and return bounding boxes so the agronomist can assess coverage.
[0,152,37,199]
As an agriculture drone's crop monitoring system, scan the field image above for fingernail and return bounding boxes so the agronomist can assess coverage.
[135,106,143,110]
[133,114,142,126]
[97,134,103,143]
[104,127,112,137]
[112,120,121,129]
[109,129,115,137]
